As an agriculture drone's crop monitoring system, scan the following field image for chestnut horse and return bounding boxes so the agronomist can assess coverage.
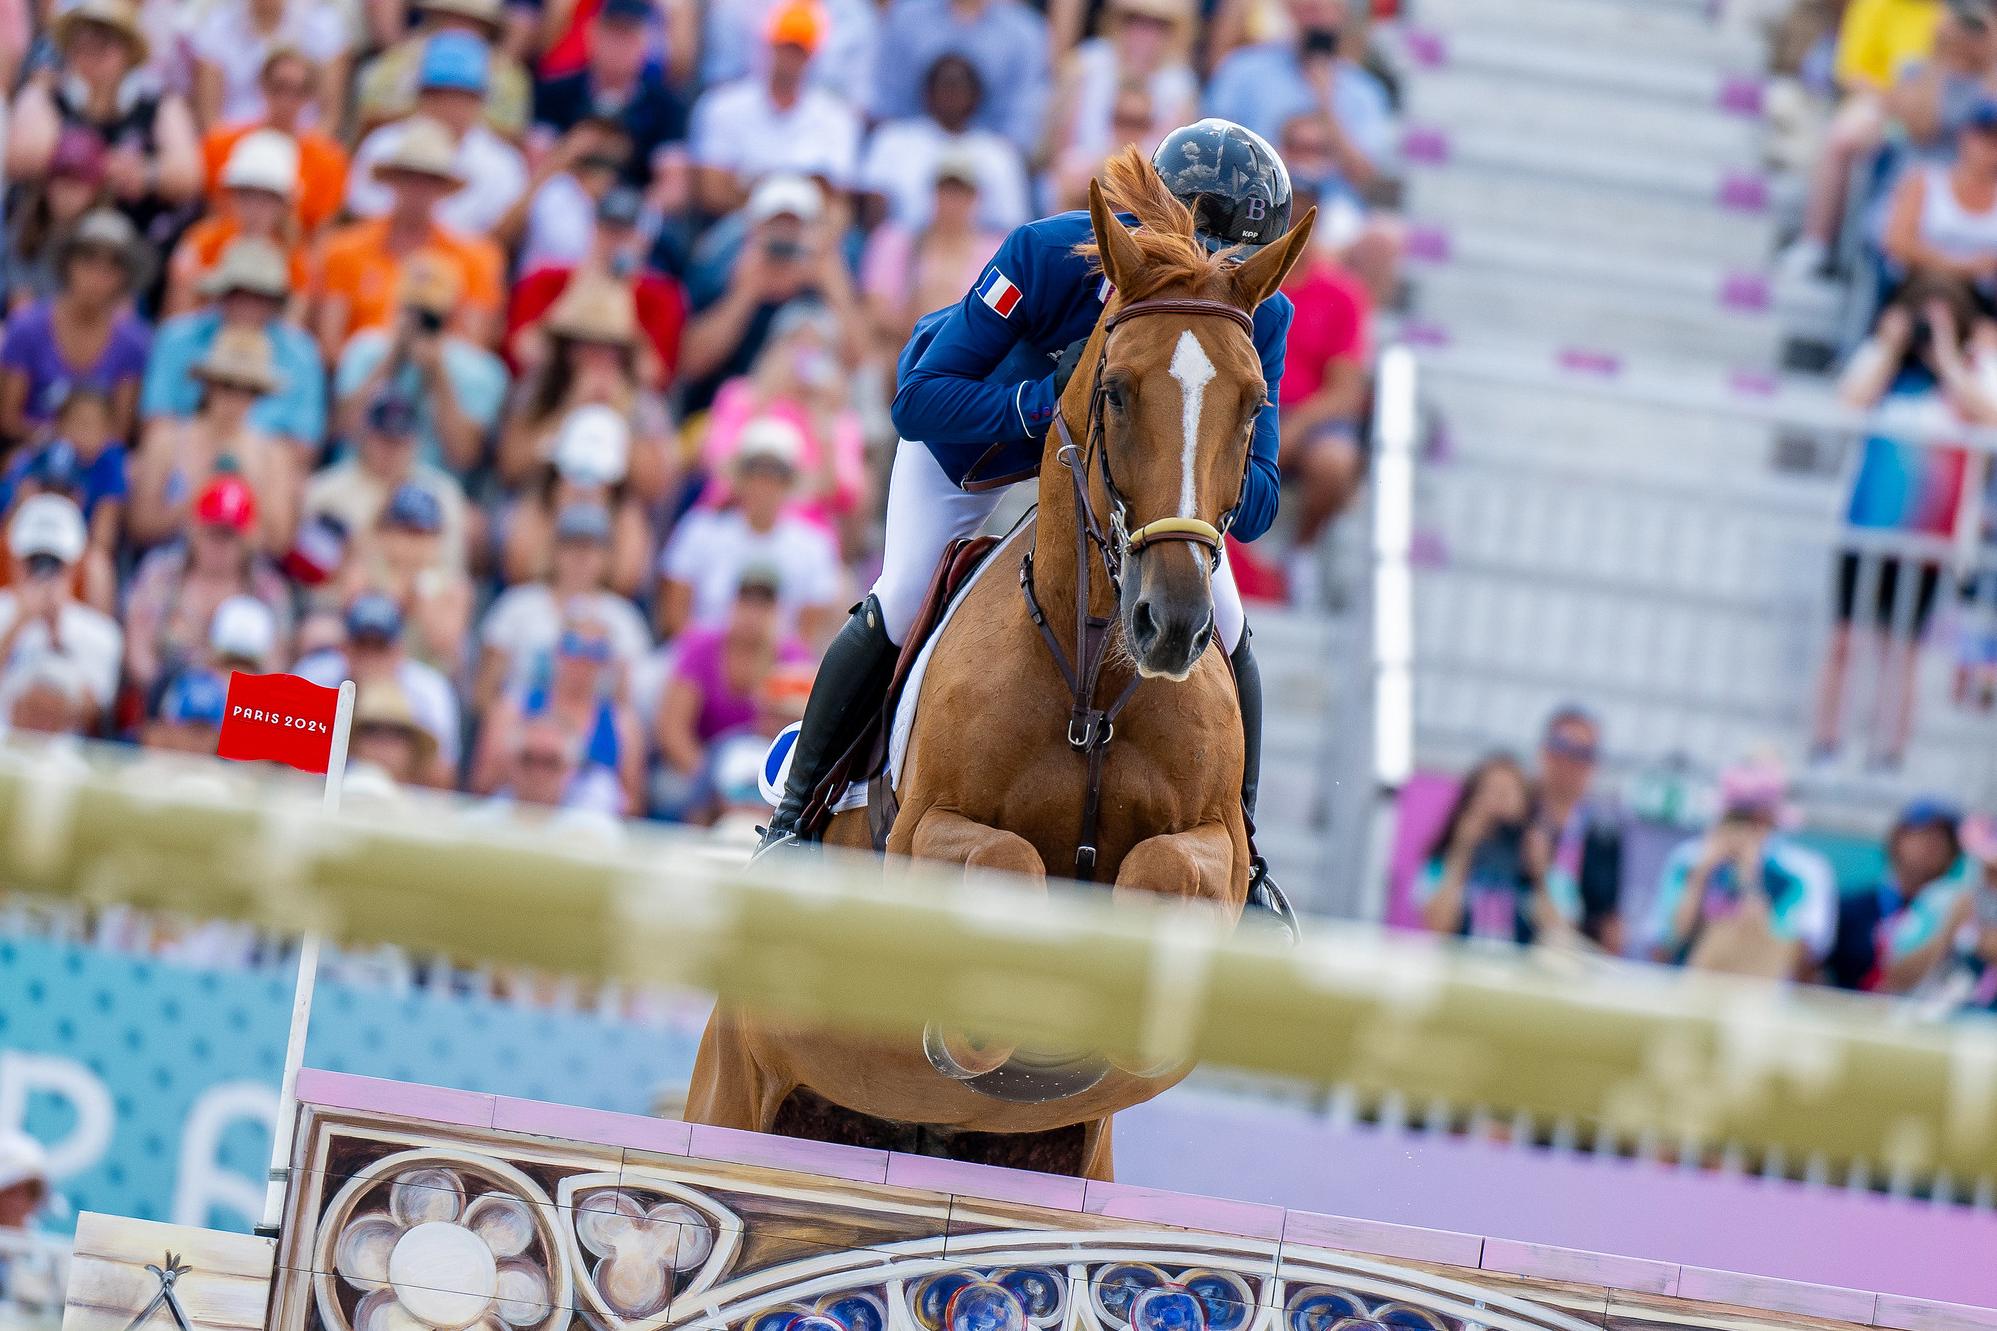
[686,150,1316,1180]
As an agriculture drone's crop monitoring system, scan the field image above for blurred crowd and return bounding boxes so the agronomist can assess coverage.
[1417,706,1997,1011]
[0,0,1389,829]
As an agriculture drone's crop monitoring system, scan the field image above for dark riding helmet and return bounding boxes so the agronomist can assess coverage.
[1151,118,1293,255]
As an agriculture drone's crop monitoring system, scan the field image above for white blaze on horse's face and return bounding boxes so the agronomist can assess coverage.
[1166,329,1216,520]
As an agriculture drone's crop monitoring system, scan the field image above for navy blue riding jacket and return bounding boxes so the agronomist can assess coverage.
[890,210,1292,544]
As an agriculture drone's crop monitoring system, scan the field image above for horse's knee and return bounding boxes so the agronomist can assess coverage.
[963,831,1046,881]
[1114,836,1201,899]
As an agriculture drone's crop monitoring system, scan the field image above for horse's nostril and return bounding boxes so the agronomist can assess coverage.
[1131,600,1159,648]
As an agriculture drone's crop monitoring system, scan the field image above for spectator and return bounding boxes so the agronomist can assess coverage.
[687,0,862,215]
[348,676,441,788]
[164,130,310,315]
[333,258,509,479]
[502,404,655,597]
[296,592,460,784]
[701,0,877,105]
[699,319,869,539]
[1274,124,1371,577]
[680,175,864,412]
[2,127,110,312]
[487,715,585,812]
[128,327,293,552]
[143,238,325,455]
[1276,105,1399,304]
[0,653,90,739]
[530,0,690,194]
[472,606,643,813]
[209,591,282,673]
[304,394,471,572]
[1530,706,1626,953]
[0,393,124,610]
[0,1134,49,1233]
[1829,797,1965,990]
[341,482,473,672]
[0,209,151,445]
[311,116,505,355]
[499,277,674,499]
[1882,97,1997,294]
[1205,0,1395,183]
[1416,753,1579,945]
[858,55,1030,233]
[1936,812,1997,1009]
[870,0,1051,154]
[1645,758,1839,978]
[1885,0,1997,162]
[1047,68,1164,212]
[1780,0,1948,277]
[0,495,121,723]
[506,120,636,275]
[5,0,200,236]
[1816,276,1988,765]
[657,418,843,639]
[507,184,687,387]
[355,0,532,140]
[123,474,291,698]
[1044,0,1196,197]
[201,50,353,237]
[141,665,227,753]
[654,568,810,795]
[187,0,349,132]
[475,499,651,710]
[348,33,530,237]
[861,156,1006,356]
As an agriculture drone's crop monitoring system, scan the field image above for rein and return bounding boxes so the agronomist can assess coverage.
[1019,295,1256,880]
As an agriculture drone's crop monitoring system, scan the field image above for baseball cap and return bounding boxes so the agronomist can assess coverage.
[746,173,822,223]
[554,501,613,544]
[735,415,803,470]
[0,1132,48,1195]
[763,0,824,51]
[552,404,630,485]
[418,29,492,93]
[599,0,653,21]
[1895,796,1963,839]
[933,151,980,189]
[195,475,258,533]
[210,594,277,665]
[345,592,405,643]
[221,128,299,197]
[383,483,444,533]
[8,493,86,564]
[158,667,228,727]
[200,237,291,300]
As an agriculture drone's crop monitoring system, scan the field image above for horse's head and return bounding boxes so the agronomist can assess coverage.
[1078,155,1315,680]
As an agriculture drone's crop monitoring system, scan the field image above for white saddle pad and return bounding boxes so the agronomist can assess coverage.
[761,521,1029,815]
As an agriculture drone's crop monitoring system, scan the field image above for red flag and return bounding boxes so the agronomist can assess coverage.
[218,671,342,774]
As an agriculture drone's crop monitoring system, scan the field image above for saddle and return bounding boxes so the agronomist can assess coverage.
[794,531,1003,850]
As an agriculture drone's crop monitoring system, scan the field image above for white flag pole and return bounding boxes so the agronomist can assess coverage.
[256,677,354,1236]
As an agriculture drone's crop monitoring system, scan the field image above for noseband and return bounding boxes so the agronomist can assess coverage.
[1021,295,1257,880]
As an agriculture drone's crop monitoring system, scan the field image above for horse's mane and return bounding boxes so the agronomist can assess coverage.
[1074,146,1233,301]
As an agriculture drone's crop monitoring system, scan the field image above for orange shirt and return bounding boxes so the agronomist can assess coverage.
[201,121,352,235]
[168,215,311,299]
[313,218,503,342]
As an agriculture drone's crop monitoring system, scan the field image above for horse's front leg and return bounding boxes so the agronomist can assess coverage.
[1113,822,1241,917]
[685,1006,789,1131]
[903,807,1046,1076]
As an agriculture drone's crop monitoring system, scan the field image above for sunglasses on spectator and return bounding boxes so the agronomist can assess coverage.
[519,748,570,769]
[558,631,612,662]
[265,76,314,97]
[1542,735,1598,762]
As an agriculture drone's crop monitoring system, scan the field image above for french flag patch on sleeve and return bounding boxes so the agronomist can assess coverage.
[977,267,1022,317]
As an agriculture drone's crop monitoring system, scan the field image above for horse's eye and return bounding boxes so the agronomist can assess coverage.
[1102,384,1125,412]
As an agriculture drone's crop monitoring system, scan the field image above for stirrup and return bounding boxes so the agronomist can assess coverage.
[749,823,809,863]
[1242,856,1299,944]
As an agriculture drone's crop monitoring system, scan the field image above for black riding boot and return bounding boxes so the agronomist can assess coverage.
[1231,631,1298,941]
[754,596,900,858]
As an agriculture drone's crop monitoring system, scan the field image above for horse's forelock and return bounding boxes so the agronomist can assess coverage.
[1074,147,1234,303]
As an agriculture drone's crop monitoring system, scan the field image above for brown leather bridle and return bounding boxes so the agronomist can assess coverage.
[1021,294,1259,879]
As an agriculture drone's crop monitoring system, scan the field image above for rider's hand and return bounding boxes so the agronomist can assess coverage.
[1051,335,1090,399]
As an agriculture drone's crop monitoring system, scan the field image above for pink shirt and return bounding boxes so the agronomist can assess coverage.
[698,379,866,532]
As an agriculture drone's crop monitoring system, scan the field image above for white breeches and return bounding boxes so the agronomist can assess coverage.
[869,438,1245,650]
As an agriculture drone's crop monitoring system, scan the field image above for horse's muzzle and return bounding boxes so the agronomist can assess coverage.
[1128,594,1214,680]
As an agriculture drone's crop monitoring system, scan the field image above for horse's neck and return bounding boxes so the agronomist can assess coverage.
[1031,317,1119,631]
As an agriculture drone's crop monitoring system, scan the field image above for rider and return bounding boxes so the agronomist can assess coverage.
[758,119,1298,925]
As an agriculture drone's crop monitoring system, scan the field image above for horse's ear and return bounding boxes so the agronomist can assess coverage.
[1088,177,1143,294]
[1231,205,1317,309]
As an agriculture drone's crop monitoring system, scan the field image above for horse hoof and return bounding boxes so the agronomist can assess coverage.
[1106,1052,1190,1080]
[924,1025,1018,1079]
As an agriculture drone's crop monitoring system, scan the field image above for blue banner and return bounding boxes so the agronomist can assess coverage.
[0,934,705,1234]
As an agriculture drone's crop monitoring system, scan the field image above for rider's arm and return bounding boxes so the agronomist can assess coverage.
[890,227,1056,448]
[1230,298,1292,544]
